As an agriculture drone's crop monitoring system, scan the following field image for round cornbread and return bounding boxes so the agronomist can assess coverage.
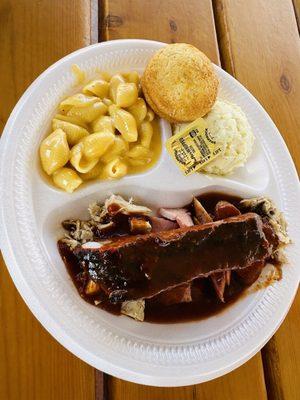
[141,43,219,123]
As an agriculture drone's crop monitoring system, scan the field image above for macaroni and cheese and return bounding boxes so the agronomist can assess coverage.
[39,67,161,192]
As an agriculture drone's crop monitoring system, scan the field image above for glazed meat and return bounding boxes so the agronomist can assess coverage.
[58,193,288,323]
[75,213,272,303]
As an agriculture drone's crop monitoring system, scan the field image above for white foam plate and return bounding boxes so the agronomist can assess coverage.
[0,40,299,387]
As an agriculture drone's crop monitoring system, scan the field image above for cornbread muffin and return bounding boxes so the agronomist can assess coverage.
[141,43,219,123]
[174,100,255,175]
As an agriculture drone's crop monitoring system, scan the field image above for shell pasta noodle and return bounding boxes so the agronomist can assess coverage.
[127,98,147,126]
[102,158,128,179]
[38,66,162,192]
[52,118,89,145]
[40,129,70,175]
[53,168,82,193]
[139,121,153,148]
[108,105,138,142]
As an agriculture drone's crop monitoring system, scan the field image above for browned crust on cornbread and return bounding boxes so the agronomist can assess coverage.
[141,43,219,123]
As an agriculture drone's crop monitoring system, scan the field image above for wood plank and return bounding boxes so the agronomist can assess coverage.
[0,0,92,131]
[108,356,267,400]
[100,1,267,398]
[101,0,220,64]
[0,256,96,400]
[213,1,300,399]
[261,295,300,400]
[195,355,267,399]
[214,0,300,173]
[107,375,194,400]
[0,1,96,399]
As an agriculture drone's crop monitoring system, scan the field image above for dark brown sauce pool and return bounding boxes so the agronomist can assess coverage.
[145,276,249,323]
[59,192,259,324]
[190,192,242,215]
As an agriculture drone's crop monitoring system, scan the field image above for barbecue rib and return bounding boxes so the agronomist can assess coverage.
[75,213,272,303]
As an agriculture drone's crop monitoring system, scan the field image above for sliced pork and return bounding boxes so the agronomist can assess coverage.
[215,201,241,220]
[149,216,178,232]
[211,272,227,302]
[159,207,194,227]
[236,262,264,285]
[152,284,192,306]
[225,270,231,286]
[192,198,231,302]
[193,197,212,224]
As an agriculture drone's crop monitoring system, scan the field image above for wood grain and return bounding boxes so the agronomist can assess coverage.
[0,1,96,399]
[0,0,92,131]
[101,1,268,398]
[100,0,220,64]
[108,356,267,400]
[261,295,300,400]
[214,0,300,173]
[214,1,300,399]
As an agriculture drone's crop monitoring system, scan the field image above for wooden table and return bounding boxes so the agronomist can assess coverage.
[0,1,299,399]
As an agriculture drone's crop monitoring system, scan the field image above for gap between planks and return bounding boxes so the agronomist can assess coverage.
[292,0,300,32]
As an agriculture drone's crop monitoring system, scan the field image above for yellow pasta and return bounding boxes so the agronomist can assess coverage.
[71,64,86,85]
[109,74,126,103]
[91,115,115,134]
[97,70,111,82]
[139,121,153,148]
[40,129,70,175]
[127,145,152,159]
[102,98,113,107]
[39,67,161,192]
[79,161,103,181]
[82,132,115,160]
[127,159,151,167]
[59,94,98,112]
[109,105,138,142]
[67,101,107,123]
[52,167,83,193]
[116,82,138,108]
[54,114,88,129]
[127,98,147,126]
[83,79,110,98]
[101,136,129,163]
[102,158,128,179]
[126,145,153,166]
[145,108,155,122]
[52,118,89,146]
[122,71,140,86]
[70,142,99,173]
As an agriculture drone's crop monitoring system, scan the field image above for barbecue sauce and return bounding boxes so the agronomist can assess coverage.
[58,192,273,324]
